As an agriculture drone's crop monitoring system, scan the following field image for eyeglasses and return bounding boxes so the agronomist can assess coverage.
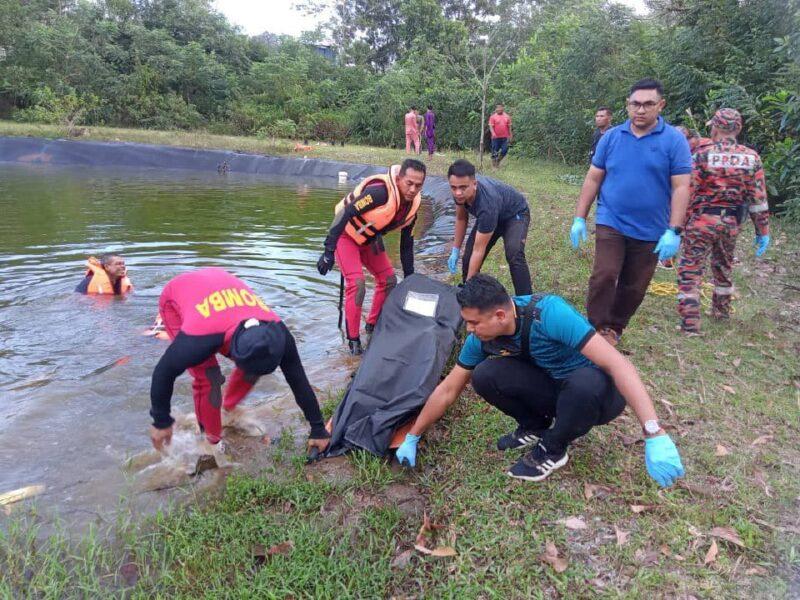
[627,101,660,111]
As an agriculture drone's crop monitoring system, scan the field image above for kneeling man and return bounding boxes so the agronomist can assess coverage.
[396,274,684,486]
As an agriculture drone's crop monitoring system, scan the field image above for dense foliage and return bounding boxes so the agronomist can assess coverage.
[0,0,797,211]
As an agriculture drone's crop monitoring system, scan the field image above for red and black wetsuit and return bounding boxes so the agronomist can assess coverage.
[149,267,326,442]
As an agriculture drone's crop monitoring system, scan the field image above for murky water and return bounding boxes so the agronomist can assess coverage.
[0,163,444,532]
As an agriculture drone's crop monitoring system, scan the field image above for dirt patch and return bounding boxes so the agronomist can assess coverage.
[305,456,356,485]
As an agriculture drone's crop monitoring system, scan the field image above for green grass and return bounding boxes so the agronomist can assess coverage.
[1,122,798,598]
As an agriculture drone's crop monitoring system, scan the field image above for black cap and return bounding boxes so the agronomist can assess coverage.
[229,319,286,375]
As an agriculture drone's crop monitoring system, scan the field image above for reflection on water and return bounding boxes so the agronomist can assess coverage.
[0,163,435,532]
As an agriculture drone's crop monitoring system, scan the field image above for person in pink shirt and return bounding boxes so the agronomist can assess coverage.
[488,104,513,167]
[404,107,421,154]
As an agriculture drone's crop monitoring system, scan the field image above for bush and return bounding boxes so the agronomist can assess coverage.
[256,118,297,140]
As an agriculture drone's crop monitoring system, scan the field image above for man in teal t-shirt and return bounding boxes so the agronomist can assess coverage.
[394,274,684,486]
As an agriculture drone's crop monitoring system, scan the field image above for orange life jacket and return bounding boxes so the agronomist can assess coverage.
[84,257,133,295]
[334,164,421,246]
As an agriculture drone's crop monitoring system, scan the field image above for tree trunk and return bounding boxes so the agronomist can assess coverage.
[479,87,486,169]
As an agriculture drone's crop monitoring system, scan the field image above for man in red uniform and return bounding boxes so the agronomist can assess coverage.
[149,267,330,452]
[488,104,513,167]
[677,109,770,334]
[316,159,426,355]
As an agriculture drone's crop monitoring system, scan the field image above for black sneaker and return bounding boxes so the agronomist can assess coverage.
[364,323,375,335]
[348,339,363,356]
[507,443,569,482]
[497,426,544,451]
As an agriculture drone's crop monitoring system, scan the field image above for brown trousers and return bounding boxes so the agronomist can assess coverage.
[586,225,659,335]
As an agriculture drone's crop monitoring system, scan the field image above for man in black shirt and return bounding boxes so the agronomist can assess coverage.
[589,106,613,162]
[446,159,532,295]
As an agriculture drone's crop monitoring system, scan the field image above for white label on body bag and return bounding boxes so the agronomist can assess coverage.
[403,291,439,318]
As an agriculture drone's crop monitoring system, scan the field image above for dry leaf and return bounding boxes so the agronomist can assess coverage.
[589,578,606,588]
[688,525,703,537]
[745,566,768,576]
[751,435,773,446]
[659,544,671,556]
[119,562,139,587]
[559,516,588,530]
[630,504,655,514]
[391,549,413,568]
[753,470,773,498]
[430,546,457,557]
[710,526,744,547]
[266,541,294,556]
[615,526,630,547]
[732,358,741,367]
[721,385,736,395]
[583,482,612,500]
[715,444,730,457]
[540,540,568,573]
[634,548,659,566]
[414,544,432,555]
[674,554,686,561]
[415,512,444,548]
[704,540,719,565]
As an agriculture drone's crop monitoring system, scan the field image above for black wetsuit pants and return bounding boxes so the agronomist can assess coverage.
[470,358,626,454]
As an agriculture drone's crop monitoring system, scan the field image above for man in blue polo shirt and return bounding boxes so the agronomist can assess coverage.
[393,274,684,486]
[570,78,692,346]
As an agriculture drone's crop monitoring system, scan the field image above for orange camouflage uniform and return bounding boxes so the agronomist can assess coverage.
[677,138,770,332]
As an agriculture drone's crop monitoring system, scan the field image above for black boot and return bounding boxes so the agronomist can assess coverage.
[348,338,363,356]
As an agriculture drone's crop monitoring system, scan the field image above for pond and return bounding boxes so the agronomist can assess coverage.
[0,162,442,532]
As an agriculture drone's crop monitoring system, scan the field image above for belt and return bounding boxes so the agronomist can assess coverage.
[700,205,746,223]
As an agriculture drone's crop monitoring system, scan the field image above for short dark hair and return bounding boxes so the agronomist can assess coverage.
[399,158,426,176]
[629,78,663,97]
[100,254,121,267]
[427,104,433,110]
[447,159,476,178]
[457,274,512,312]
[596,106,612,115]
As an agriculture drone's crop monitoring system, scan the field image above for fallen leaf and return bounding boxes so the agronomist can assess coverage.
[659,544,671,556]
[414,544,432,555]
[539,540,568,573]
[715,444,730,457]
[266,541,294,556]
[721,385,736,395]
[260,435,272,446]
[615,526,630,547]
[558,516,588,530]
[630,504,655,514]
[733,358,741,367]
[688,525,703,537]
[678,480,717,497]
[710,526,744,547]
[119,562,139,587]
[634,548,659,566]
[583,482,612,500]
[415,512,444,548]
[753,470,773,498]
[391,549,413,568]
[673,554,686,561]
[704,540,719,565]
[751,435,773,446]
[589,577,606,588]
[745,565,768,576]
[430,546,457,557]
[621,434,642,447]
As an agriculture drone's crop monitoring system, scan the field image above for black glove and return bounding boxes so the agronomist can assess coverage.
[316,250,335,275]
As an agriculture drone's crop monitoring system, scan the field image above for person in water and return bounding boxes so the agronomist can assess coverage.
[75,254,132,295]
[395,274,684,487]
[316,159,426,355]
[148,267,329,453]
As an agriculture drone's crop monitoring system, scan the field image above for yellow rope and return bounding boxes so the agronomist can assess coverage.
[647,280,734,311]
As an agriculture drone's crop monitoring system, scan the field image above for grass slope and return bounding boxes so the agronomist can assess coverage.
[1,122,798,599]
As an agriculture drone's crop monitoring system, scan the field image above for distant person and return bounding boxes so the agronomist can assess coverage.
[676,125,711,153]
[148,267,329,453]
[570,78,692,346]
[75,255,132,295]
[424,105,436,157]
[488,104,513,167]
[446,159,532,296]
[317,159,426,355]
[416,109,425,153]
[395,274,684,487]
[677,108,770,334]
[589,106,613,162]
[404,107,421,154]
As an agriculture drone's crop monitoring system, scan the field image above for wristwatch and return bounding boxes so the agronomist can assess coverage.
[669,226,684,236]
[643,419,662,436]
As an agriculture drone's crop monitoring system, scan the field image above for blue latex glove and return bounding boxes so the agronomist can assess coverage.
[644,434,685,487]
[447,247,460,274]
[396,433,421,467]
[754,234,770,257]
[570,217,587,249]
[653,228,681,261]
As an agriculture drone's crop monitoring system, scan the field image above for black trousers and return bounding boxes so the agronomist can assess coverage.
[462,210,532,296]
[471,357,625,454]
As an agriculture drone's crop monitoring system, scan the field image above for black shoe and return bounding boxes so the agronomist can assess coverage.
[497,426,544,451]
[348,339,363,356]
[507,443,569,482]
[364,323,375,335]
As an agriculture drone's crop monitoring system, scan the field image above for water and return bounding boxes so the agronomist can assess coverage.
[0,163,441,531]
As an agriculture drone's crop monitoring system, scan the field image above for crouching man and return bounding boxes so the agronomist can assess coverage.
[396,274,684,486]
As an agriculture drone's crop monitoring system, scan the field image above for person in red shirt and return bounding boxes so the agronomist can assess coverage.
[404,107,421,154]
[148,267,329,453]
[488,104,513,167]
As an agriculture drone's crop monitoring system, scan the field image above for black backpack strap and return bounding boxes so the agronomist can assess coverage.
[520,295,544,360]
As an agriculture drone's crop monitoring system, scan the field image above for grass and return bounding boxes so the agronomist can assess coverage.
[1,121,798,598]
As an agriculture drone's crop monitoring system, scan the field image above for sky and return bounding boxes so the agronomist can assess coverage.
[214,1,649,37]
